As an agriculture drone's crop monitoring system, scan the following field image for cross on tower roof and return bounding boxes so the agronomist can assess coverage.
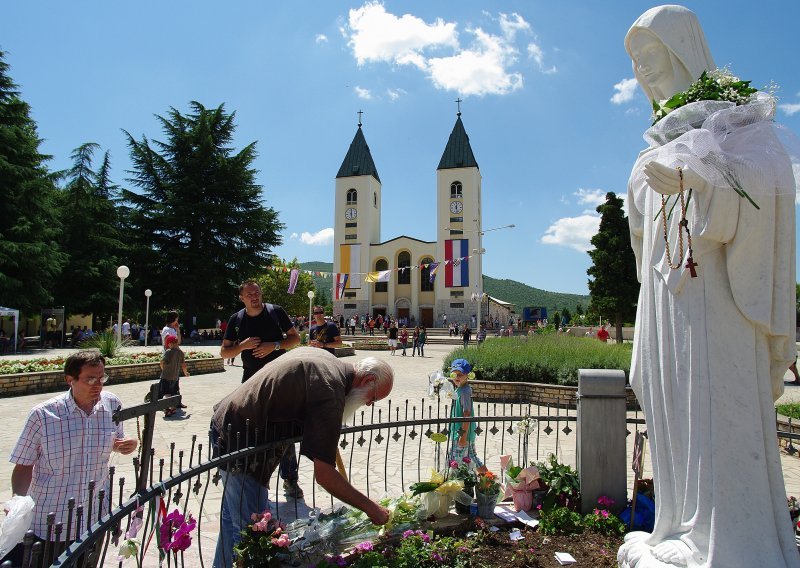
[455,98,462,116]
[357,110,363,127]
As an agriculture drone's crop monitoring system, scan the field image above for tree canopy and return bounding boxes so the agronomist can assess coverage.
[122,102,284,321]
[0,50,66,312]
[586,192,639,342]
[255,260,316,318]
[53,143,127,316]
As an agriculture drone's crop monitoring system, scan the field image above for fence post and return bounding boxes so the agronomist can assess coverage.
[577,369,627,514]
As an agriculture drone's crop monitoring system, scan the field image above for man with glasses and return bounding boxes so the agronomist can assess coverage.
[211,347,394,568]
[308,306,342,355]
[5,351,138,566]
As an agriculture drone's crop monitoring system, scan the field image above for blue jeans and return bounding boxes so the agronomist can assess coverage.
[212,469,270,568]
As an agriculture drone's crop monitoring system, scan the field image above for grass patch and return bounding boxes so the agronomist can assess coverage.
[776,403,800,420]
[443,335,631,386]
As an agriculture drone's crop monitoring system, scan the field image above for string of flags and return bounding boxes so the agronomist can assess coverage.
[266,254,474,282]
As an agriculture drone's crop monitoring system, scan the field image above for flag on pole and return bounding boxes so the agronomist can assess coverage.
[287,268,299,294]
[428,262,440,283]
[335,273,349,300]
[365,270,391,283]
[445,239,469,287]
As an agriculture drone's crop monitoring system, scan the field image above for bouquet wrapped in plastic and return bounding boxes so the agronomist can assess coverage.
[0,496,34,558]
[500,455,543,512]
[410,469,472,518]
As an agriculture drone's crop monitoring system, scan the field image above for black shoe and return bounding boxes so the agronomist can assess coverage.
[283,479,304,499]
[178,403,188,409]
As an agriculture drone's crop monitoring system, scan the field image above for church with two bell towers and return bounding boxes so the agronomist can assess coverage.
[332,107,484,328]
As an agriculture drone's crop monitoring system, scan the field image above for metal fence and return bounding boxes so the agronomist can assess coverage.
[5,396,647,567]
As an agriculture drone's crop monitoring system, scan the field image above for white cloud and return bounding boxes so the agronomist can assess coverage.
[386,87,406,101]
[527,42,557,74]
[541,214,600,252]
[344,3,534,97]
[355,86,373,100]
[611,77,638,104]
[290,232,299,239]
[345,2,458,66]
[299,228,334,246]
[574,188,606,208]
[315,34,328,44]
[779,102,800,116]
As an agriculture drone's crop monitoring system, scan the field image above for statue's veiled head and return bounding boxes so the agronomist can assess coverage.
[625,4,716,101]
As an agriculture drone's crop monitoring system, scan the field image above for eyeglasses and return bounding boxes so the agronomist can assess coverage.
[81,374,110,386]
[313,311,324,315]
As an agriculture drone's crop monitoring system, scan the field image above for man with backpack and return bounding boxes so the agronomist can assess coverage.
[220,280,303,497]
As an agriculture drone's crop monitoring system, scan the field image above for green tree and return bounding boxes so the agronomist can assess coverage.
[53,143,127,316]
[256,260,315,317]
[122,102,283,323]
[0,50,66,312]
[587,192,639,343]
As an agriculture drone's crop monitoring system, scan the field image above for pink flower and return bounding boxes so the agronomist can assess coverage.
[449,460,458,468]
[598,495,615,508]
[271,533,290,548]
[250,513,259,522]
[462,457,472,464]
[601,510,609,519]
[355,541,374,552]
[253,520,268,532]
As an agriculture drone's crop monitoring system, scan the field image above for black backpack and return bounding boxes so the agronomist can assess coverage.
[233,303,283,341]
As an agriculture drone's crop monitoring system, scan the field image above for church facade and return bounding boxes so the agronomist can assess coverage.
[332,113,486,328]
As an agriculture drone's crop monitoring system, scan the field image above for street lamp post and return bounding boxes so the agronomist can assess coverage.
[307,290,315,330]
[470,223,515,334]
[116,265,130,343]
[144,289,152,347]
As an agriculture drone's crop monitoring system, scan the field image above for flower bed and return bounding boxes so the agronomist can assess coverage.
[0,352,223,397]
[0,351,214,375]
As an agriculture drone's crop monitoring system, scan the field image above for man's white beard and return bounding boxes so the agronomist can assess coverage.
[342,386,371,423]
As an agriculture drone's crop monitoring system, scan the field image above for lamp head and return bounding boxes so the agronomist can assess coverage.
[307,290,315,300]
[117,265,130,279]
[144,289,152,297]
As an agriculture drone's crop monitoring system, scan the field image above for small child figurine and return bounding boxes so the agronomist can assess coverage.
[448,359,487,474]
[159,334,189,416]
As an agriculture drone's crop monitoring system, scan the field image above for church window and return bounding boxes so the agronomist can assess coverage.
[420,257,434,292]
[450,181,462,198]
[375,259,388,292]
[397,252,411,284]
[347,189,357,204]
[374,192,377,207]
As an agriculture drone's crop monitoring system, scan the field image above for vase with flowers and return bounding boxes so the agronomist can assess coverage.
[475,471,501,519]
[233,509,291,568]
[448,456,477,514]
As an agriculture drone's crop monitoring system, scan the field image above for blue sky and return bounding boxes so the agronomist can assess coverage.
[3,1,800,295]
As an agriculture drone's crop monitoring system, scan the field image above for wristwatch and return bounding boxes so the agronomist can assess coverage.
[274,341,281,351]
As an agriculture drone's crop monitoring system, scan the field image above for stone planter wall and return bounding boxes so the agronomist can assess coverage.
[0,357,224,398]
[470,379,641,410]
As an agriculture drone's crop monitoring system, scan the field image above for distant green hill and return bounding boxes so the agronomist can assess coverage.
[300,262,589,314]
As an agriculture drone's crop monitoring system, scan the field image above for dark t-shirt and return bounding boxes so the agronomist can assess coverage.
[388,327,398,340]
[309,321,341,354]
[223,304,293,381]
[160,347,185,381]
[211,347,354,484]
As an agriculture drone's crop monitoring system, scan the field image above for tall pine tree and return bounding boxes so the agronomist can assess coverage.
[53,143,127,316]
[0,50,65,312]
[123,102,283,322]
[587,192,639,343]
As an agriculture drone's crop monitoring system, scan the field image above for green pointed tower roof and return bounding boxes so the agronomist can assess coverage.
[336,125,380,182]
[437,114,478,170]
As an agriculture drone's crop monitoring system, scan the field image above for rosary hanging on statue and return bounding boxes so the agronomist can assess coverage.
[661,167,698,278]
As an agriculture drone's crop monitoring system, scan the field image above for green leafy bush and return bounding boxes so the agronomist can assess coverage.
[80,331,135,358]
[536,454,581,511]
[443,335,630,386]
[538,506,584,536]
[583,508,626,536]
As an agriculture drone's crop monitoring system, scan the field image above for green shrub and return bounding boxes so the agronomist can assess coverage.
[0,351,213,375]
[538,506,584,535]
[444,335,630,386]
[776,403,800,420]
[535,454,581,510]
[583,508,626,536]
[80,331,135,358]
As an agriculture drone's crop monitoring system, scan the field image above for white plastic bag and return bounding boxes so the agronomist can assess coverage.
[0,496,35,557]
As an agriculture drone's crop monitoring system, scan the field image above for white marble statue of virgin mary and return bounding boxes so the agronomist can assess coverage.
[619,5,799,567]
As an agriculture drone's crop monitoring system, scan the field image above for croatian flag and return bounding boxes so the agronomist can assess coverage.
[428,262,440,283]
[445,239,469,287]
[335,273,349,300]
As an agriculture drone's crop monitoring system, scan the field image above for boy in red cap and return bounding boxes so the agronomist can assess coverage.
[160,334,189,416]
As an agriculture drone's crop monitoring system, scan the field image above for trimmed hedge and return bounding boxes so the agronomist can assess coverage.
[443,335,631,386]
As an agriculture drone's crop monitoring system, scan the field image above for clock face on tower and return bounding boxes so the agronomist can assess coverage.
[345,207,357,220]
[450,200,463,214]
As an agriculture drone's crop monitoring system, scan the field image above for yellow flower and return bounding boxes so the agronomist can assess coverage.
[435,479,465,496]
[429,469,445,485]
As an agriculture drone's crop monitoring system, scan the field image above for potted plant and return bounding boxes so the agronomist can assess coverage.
[448,457,477,514]
[535,454,581,511]
[475,471,501,519]
[232,509,291,567]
